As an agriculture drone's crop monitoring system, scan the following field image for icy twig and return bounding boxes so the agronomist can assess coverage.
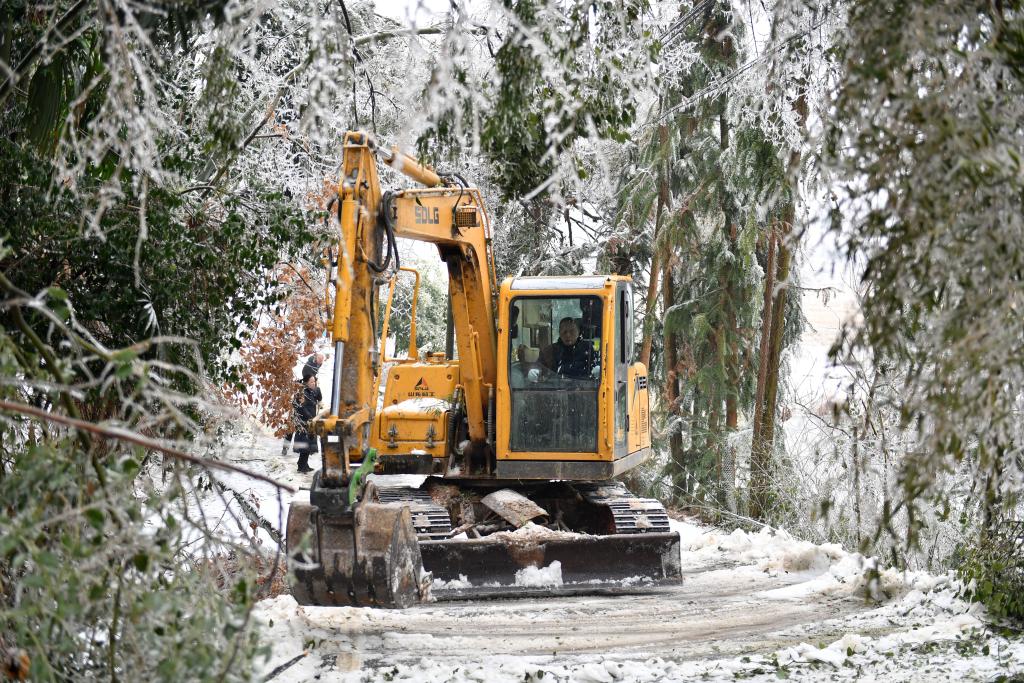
[0,399,296,493]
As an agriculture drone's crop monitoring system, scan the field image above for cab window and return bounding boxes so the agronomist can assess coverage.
[507,296,602,452]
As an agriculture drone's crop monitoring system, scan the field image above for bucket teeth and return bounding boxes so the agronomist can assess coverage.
[287,501,429,608]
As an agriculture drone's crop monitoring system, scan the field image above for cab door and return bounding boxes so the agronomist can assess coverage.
[612,282,633,458]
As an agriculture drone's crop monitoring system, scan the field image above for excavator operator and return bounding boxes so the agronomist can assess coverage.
[541,317,598,379]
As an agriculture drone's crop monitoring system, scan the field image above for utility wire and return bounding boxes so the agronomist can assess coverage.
[659,0,716,50]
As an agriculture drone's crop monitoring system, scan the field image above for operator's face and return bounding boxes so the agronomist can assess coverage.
[559,321,579,346]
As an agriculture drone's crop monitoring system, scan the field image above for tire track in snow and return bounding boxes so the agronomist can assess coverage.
[261,560,869,674]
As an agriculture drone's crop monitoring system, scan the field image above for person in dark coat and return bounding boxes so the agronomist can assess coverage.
[292,375,323,473]
[281,351,327,455]
[540,317,597,379]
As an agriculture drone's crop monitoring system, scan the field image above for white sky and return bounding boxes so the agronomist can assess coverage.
[374,0,451,25]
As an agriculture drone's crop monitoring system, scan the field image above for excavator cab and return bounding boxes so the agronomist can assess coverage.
[494,276,651,480]
[506,293,602,451]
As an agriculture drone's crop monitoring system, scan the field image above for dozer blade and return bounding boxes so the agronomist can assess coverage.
[422,531,682,600]
[287,500,429,608]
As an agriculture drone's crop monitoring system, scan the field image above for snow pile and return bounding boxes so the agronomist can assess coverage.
[680,523,845,575]
[515,561,563,587]
[594,575,651,587]
[775,633,874,669]
[430,574,472,591]
[673,519,955,603]
[776,612,983,669]
[482,521,588,543]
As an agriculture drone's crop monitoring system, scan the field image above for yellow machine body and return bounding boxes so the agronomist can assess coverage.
[370,358,460,469]
[362,274,652,480]
[288,131,679,608]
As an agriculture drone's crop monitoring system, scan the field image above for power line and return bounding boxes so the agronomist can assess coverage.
[648,13,832,128]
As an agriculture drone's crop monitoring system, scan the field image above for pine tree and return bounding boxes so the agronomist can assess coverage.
[617,1,810,514]
[657,2,763,509]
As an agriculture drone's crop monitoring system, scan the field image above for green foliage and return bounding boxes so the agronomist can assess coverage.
[481,0,646,198]
[0,139,314,390]
[0,442,263,682]
[956,522,1024,623]
[0,283,269,681]
[0,3,317,678]
[420,0,656,201]
[198,45,248,157]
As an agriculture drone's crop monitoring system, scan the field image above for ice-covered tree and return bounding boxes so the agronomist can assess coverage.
[825,0,1024,619]
[615,0,820,514]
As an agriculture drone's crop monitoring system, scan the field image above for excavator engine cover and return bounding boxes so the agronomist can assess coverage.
[287,500,428,608]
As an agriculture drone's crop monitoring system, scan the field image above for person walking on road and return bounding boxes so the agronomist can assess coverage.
[302,351,325,381]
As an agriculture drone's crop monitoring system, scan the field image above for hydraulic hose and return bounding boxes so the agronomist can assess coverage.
[486,385,496,446]
[367,191,400,274]
[446,386,463,460]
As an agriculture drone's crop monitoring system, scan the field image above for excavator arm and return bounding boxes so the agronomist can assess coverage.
[316,131,497,487]
[288,132,504,607]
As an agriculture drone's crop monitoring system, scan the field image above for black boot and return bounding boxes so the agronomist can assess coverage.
[297,452,313,473]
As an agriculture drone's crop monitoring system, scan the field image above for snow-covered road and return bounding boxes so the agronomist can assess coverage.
[214,430,1023,682]
[256,555,866,679]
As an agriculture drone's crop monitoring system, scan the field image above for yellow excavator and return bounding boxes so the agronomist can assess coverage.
[286,131,681,607]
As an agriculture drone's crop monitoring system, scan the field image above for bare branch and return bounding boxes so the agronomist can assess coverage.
[0,399,296,492]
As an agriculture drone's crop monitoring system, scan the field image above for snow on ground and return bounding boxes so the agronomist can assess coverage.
[208,430,1024,682]
[249,513,1023,682]
[202,323,1024,682]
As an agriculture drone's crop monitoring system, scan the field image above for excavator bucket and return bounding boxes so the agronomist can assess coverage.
[422,531,682,600]
[286,500,429,608]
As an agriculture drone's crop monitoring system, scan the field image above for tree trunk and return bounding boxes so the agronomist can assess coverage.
[718,108,738,512]
[756,226,792,500]
[639,125,671,368]
[749,227,778,518]
[662,245,684,487]
[707,382,721,510]
[749,90,808,520]
[638,251,660,369]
